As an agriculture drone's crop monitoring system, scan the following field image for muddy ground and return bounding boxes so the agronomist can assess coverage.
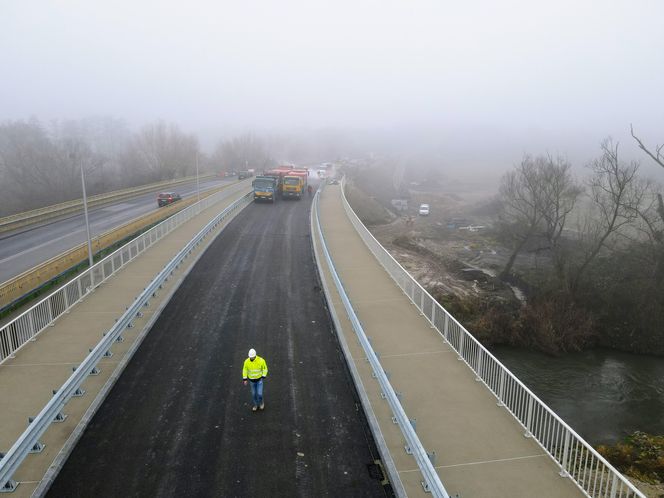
[351,180,526,304]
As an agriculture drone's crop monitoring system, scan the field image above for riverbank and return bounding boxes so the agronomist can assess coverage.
[345,181,664,496]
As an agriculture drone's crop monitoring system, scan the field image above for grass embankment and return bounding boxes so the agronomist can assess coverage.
[344,182,394,225]
[598,432,664,488]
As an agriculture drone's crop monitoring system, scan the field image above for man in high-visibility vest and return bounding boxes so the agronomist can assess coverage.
[242,348,268,411]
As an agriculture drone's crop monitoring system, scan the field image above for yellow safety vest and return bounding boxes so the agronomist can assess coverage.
[243,356,268,380]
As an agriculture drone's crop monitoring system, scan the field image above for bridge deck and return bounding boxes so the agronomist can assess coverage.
[0,185,251,497]
[317,184,583,497]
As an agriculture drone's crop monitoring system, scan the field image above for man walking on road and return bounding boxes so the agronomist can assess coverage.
[242,348,268,411]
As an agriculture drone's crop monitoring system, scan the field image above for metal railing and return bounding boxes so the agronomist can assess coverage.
[313,184,451,497]
[0,183,251,364]
[338,178,644,498]
[309,185,407,498]
[0,190,252,493]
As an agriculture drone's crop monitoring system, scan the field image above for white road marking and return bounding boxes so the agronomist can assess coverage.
[101,203,134,212]
[378,350,453,358]
[399,453,548,473]
[0,228,86,264]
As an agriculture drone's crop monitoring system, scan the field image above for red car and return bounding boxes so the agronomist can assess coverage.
[157,191,182,207]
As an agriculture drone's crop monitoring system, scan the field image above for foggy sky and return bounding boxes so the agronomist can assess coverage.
[1,0,662,175]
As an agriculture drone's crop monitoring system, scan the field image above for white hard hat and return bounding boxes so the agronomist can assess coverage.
[248,348,257,358]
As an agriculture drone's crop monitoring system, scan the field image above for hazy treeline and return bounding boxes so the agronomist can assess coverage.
[482,132,664,355]
[0,117,362,217]
[0,117,201,216]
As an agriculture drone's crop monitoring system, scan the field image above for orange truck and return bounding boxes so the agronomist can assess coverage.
[282,169,308,199]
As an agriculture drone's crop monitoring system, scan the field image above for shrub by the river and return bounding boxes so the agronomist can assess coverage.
[432,291,597,355]
[598,431,664,484]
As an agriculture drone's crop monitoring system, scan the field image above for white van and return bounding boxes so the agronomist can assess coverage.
[419,204,430,216]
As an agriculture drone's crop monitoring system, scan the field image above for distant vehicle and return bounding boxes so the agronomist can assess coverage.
[418,203,430,216]
[157,192,182,207]
[238,170,253,180]
[328,178,339,185]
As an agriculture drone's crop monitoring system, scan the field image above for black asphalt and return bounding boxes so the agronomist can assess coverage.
[47,185,390,498]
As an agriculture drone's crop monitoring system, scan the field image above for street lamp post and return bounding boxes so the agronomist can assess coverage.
[79,157,94,271]
[196,152,201,205]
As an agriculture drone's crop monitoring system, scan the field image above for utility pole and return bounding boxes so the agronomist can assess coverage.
[78,154,94,271]
[196,151,201,205]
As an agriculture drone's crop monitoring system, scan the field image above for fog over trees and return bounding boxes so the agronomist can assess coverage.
[479,136,663,354]
[0,117,200,215]
[0,116,366,216]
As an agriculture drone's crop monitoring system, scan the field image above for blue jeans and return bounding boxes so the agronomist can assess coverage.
[250,379,264,407]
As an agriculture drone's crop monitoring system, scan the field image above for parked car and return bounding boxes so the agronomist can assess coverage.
[157,191,182,207]
[418,203,430,216]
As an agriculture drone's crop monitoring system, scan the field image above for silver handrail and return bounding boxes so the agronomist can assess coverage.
[338,177,644,498]
[313,184,451,497]
[310,185,407,497]
[0,191,252,493]
[0,183,250,364]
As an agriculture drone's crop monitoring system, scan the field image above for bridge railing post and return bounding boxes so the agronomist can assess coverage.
[475,349,483,382]
[609,473,618,498]
[559,430,571,478]
[497,369,505,406]
[524,396,534,437]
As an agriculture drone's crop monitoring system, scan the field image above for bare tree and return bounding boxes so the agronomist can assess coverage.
[631,124,664,224]
[497,155,549,278]
[570,139,644,293]
[631,125,664,169]
[627,179,664,285]
[539,156,583,280]
[0,119,64,213]
[127,121,199,181]
[213,133,273,173]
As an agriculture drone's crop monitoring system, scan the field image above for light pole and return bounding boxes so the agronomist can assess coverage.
[196,152,201,205]
[78,154,94,271]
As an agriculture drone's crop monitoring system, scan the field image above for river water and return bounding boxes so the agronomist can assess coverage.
[490,347,664,445]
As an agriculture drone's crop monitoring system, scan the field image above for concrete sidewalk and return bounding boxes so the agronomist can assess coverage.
[0,184,250,497]
[316,184,582,497]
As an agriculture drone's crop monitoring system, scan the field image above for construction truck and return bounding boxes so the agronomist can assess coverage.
[252,176,279,202]
[264,167,293,197]
[282,169,308,200]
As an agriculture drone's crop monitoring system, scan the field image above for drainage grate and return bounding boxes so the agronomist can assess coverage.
[367,462,385,481]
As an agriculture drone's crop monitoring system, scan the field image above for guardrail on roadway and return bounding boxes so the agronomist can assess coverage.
[0,191,252,493]
[0,183,249,365]
[313,184,451,498]
[0,173,217,234]
[0,181,238,311]
[339,178,644,498]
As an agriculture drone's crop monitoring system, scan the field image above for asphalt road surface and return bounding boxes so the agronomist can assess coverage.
[0,178,233,285]
[47,184,390,498]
